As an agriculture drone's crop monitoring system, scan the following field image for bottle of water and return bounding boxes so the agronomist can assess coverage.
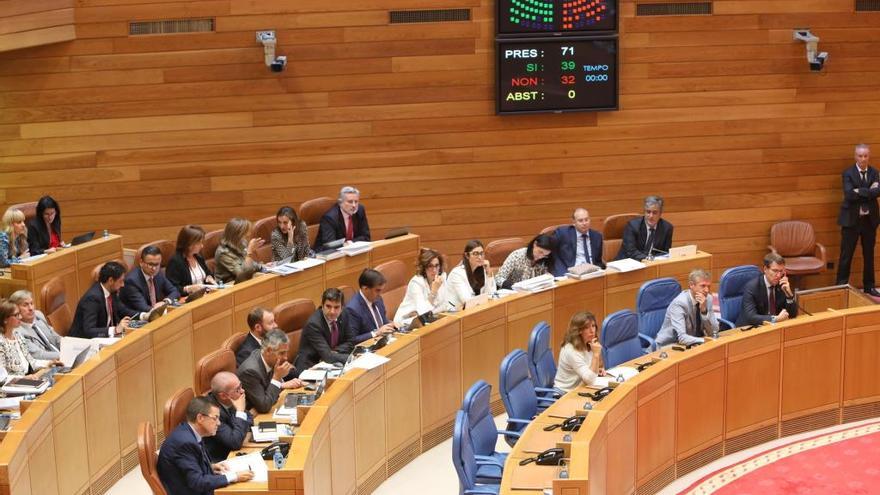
[712,325,719,340]
[273,449,284,470]
[102,229,110,238]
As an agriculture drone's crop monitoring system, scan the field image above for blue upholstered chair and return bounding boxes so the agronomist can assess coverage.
[461,380,520,483]
[636,277,682,351]
[499,349,555,446]
[452,410,500,495]
[718,265,761,330]
[526,321,563,399]
[600,310,641,369]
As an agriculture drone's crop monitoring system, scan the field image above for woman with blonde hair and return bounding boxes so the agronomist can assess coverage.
[553,311,605,392]
[0,209,29,267]
[0,299,55,377]
[214,217,263,283]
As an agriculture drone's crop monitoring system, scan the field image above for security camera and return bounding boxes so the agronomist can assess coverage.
[793,29,828,72]
[270,56,287,73]
[256,30,287,72]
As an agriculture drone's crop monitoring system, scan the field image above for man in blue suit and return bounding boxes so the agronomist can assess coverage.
[120,245,179,315]
[616,195,674,261]
[157,396,254,495]
[345,268,396,344]
[553,208,605,275]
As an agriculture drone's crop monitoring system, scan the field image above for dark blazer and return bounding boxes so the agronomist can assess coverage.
[237,348,281,414]
[120,268,180,313]
[552,226,605,275]
[235,333,260,367]
[735,275,799,327]
[345,291,389,344]
[166,252,214,295]
[293,308,356,376]
[314,204,371,250]
[203,391,253,463]
[157,423,229,495]
[26,218,60,256]
[616,217,674,261]
[69,282,138,339]
[837,165,880,228]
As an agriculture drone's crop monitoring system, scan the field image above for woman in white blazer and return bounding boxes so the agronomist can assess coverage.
[447,240,497,310]
[394,249,449,325]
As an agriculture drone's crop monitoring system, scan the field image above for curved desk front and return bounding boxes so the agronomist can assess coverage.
[0,245,708,495]
[500,292,880,495]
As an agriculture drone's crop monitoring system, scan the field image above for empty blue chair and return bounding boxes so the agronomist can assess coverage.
[462,380,520,483]
[526,321,563,399]
[499,349,555,446]
[452,410,500,495]
[600,309,641,369]
[718,265,761,330]
[636,277,682,351]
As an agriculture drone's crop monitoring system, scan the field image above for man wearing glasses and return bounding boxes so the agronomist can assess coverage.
[616,195,674,261]
[736,253,798,327]
[120,245,179,315]
[203,371,253,462]
[157,396,254,494]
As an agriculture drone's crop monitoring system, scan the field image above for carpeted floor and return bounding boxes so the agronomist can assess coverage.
[678,420,880,495]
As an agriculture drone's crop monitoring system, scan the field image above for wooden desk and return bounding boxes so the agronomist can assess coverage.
[0,234,124,310]
[0,235,419,495]
[500,303,880,495]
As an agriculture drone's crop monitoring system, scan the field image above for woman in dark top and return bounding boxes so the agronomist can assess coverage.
[27,196,62,255]
[165,225,217,295]
[270,206,310,263]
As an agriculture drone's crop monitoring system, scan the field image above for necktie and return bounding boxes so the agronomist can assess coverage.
[769,286,777,315]
[646,227,656,254]
[330,320,339,348]
[345,216,354,241]
[861,170,868,186]
[581,234,591,264]
[106,294,114,326]
[694,302,704,337]
[34,323,57,352]
[147,277,157,306]
[198,440,212,469]
[371,303,383,329]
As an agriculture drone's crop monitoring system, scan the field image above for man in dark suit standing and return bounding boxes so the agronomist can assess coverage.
[346,269,396,344]
[314,186,371,250]
[235,307,278,366]
[203,371,252,462]
[736,253,799,327]
[69,261,137,338]
[157,396,253,495]
[836,143,880,296]
[294,288,356,375]
[617,195,674,261]
[552,207,605,275]
[238,329,303,414]
[120,245,179,315]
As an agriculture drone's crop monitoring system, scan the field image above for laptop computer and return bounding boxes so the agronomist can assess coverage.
[384,227,409,239]
[184,287,207,303]
[70,231,95,246]
[284,372,327,408]
[56,347,93,374]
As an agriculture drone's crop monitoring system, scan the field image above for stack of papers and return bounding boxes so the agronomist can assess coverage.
[266,257,326,276]
[605,259,646,273]
[512,274,555,293]
[566,264,605,280]
[273,404,298,423]
[339,241,372,257]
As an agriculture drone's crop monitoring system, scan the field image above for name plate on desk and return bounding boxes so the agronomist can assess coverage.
[668,245,697,258]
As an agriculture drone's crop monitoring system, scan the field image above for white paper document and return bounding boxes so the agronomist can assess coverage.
[339,241,372,256]
[251,424,292,443]
[605,259,646,273]
[350,352,390,370]
[222,452,268,482]
[591,366,640,388]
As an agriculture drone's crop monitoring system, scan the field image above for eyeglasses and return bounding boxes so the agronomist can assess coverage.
[143,262,161,268]
[427,262,441,268]
[468,251,485,258]
[202,413,220,422]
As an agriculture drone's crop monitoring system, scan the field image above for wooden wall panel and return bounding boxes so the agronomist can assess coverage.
[2,0,880,288]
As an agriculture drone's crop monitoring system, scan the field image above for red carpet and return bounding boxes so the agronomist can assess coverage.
[680,421,880,495]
